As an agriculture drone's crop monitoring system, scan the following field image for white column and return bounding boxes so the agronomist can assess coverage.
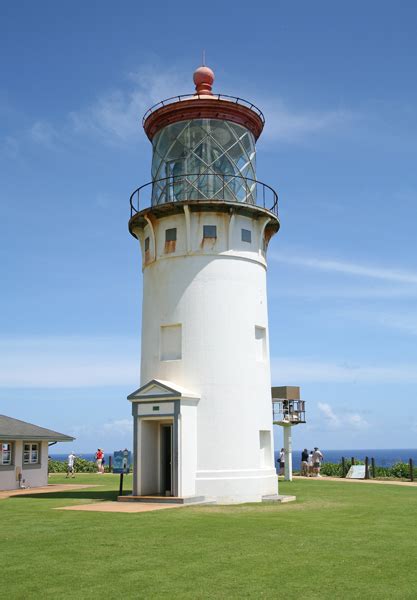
[284,425,292,481]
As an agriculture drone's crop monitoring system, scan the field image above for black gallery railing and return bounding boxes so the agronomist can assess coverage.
[129,174,278,218]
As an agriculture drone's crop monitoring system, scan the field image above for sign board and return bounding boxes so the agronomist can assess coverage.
[346,465,366,479]
[113,449,131,474]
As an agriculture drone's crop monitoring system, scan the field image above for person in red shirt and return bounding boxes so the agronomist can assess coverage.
[95,448,104,474]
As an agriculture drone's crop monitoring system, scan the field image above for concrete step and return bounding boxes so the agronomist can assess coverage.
[262,494,296,503]
[118,495,207,505]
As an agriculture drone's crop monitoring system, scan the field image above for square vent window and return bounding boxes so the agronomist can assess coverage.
[203,225,217,239]
[241,229,252,243]
[165,228,177,242]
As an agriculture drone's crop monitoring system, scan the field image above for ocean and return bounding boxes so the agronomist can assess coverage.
[50,449,417,470]
[274,448,417,470]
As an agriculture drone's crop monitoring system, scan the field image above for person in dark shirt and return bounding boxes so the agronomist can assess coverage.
[301,448,309,476]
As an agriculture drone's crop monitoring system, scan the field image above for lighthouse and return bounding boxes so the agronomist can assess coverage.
[127,64,280,503]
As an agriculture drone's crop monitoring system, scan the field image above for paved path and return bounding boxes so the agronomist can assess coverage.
[293,476,417,487]
[0,483,100,499]
[56,501,183,513]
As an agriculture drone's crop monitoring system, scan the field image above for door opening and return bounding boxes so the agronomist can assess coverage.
[161,424,173,496]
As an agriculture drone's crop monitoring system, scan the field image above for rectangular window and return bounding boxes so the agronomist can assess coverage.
[255,326,266,361]
[144,237,150,251]
[1,442,12,465]
[241,229,252,243]
[165,228,177,242]
[160,324,182,361]
[23,443,39,465]
[259,431,272,468]
[203,225,217,239]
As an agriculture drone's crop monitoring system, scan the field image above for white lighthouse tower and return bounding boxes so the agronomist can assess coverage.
[127,64,280,503]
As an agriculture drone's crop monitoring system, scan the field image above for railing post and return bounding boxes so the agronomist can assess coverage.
[409,458,414,482]
[371,457,376,479]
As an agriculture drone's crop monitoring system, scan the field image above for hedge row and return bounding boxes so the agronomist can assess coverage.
[48,458,110,473]
[319,461,416,479]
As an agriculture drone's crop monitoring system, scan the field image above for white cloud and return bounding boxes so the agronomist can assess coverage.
[30,121,58,147]
[318,402,368,431]
[0,335,139,388]
[318,402,340,427]
[270,252,417,285]
[261,101,353,143]
[271,356,417,384]
[68,65,190,144]
[21,61,356,148]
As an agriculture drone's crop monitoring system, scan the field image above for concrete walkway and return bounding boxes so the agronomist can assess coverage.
[56,501,183,513]
[293,475,417,487]
[0,483,100,500]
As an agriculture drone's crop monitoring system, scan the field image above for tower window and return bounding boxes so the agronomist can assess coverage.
[144,237,150,251]
[165,228,177,242]
[241,229,252,243]
[255,326,266,361]
[160,324,182,361]
[203,225,217,239]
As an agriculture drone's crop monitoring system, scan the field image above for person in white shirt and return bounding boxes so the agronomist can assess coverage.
[307,451,314,476]
[312,447,324,477]
[66,452,76,478]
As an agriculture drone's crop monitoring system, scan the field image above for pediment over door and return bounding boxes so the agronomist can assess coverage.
[127,379,199,401]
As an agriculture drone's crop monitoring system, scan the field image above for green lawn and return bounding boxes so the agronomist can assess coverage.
[1,474,417,599]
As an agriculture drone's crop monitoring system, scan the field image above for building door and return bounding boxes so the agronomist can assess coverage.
[161,424,173,496]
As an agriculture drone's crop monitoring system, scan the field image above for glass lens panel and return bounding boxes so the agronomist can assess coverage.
[151,119,257,206]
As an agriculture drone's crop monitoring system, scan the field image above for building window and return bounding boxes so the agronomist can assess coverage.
[241,229,252,243]
[23,443,39,465]
[165,228,177,242]
[1,442,12,465]
[203,225,217,239]
[160,324,182,361]
[255,326,266,361]
[144,237,150,251]
[259,431,272,468]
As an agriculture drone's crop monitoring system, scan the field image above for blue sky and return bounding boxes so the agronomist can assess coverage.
[1,1,417,453]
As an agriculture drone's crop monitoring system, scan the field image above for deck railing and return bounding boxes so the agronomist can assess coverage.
[129,173,278,218]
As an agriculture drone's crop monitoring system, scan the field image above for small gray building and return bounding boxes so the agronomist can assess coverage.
[0,415,74,491]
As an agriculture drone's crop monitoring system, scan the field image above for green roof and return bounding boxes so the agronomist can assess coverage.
[0,415,74,442]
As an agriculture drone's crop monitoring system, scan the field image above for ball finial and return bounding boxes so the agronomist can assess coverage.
[193,65,215,95]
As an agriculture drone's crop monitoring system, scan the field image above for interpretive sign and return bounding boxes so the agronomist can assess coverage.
[113,449,131,474]
[346,465,366,479]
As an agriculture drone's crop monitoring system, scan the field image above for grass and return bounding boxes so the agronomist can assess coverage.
[1,474,417,599]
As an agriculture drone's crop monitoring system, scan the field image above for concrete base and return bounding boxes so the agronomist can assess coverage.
[118,495,207,505]
[262,494,296,503]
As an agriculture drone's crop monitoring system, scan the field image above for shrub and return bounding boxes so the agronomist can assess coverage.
[48,458,100,473]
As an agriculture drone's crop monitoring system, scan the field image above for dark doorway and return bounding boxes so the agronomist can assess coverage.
[161,424,172,495]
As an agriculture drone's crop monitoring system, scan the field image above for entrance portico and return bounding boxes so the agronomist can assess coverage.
[128,380,200,499]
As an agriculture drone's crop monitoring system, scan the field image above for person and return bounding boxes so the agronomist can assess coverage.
[301,448,309,476]
[307,450,314,477]
[66,451,76,478]
[95,448,104,474]
[312,447,324,477]
[278,447,285,475]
